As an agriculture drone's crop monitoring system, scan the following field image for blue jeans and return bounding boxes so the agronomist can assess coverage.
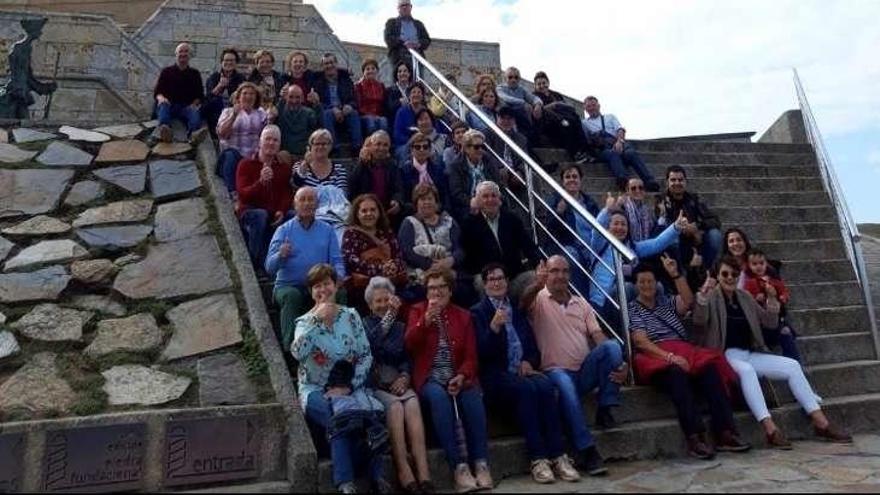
[322,108,363,151]
[598,147,657,187]
[306,392,383,487]
[483,372,565,461]
[202,96,227,134]
[361,115,388,137]
[240,208,270,269]
[216,148,243,193]
[420,382,489,469]
[546,340,623,450]
[157,102,203,134]
[672,227,723,271]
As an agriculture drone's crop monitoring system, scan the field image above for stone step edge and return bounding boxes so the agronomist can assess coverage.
[178,481,292,493]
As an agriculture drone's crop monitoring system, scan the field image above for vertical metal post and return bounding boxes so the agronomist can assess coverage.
[411,57,421,84]
[458,99,466,122]
[613,250,635,385]
[853,240,880,360]
[524,165,539,245]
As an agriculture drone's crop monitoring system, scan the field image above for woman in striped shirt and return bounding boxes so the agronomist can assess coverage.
[291,129,349,194]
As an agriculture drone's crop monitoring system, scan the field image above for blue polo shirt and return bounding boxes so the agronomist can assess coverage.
[265,216,346,288]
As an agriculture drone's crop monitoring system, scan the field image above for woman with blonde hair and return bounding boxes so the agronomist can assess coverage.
[249,49,286,104]
[291,128,349,194]
[216,81,271,194]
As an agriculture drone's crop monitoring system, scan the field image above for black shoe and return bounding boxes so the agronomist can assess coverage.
[573,151,592,164]
[686,434,716,460]
[370,477,393,494]
[417,480,435,493]
[577,446,608,476]
[595,406,618,430]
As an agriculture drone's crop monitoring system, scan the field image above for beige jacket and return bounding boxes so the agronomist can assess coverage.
[692,287,780,352]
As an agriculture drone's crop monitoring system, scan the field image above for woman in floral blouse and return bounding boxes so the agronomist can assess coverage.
[342,194,408,312]
[291,263,384,493]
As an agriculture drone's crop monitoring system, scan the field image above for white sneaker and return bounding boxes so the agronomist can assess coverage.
[530,458,555,484]
[551,454,581,482]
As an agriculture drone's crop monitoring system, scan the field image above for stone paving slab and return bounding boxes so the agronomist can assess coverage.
[12,127,56,143]
[64,180,105,207]
[93,164,147,194]
[95,140,150,163]
[0,168,74,218]
[93,123,144,139]
[59,125,110,143]
[149,160,201,200]
[0,143,38,163]
[36,141,94,167]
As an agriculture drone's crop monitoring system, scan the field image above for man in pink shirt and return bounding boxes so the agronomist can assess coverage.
[521,255,627,476]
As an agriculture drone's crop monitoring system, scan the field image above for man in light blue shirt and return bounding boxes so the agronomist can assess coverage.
[266,186,347,349]
[496,66,543,136]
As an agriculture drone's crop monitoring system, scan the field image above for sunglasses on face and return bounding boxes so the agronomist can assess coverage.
[411,144,430,150]
[629,185,644,191]
[718,270,740,279]
[467,143,484,150]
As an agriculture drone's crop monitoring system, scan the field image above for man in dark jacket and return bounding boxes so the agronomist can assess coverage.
[311,53,363,153]
[461,181,540,295]
[486,106,530,179]
[203,48,246,135]
[471,263,581,483]
[660,165,723,270]
[384,0,431,70]
[153,42,206,144]
[447,129,503,222]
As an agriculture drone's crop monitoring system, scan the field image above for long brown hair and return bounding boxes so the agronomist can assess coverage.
[348,194,391,233]
[231,81,263,109]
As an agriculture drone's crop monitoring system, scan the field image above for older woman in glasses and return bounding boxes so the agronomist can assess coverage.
[447,129,502,221]
[693,255,852,449]
[401,132,450,213]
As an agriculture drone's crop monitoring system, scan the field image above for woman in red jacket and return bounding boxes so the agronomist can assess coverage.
[355,58,388,136]
[406,267,493,493]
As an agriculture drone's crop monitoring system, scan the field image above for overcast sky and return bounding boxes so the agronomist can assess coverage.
[311,0,880,223]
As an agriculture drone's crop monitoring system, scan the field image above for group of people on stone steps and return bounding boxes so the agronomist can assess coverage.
[149,1,852,493]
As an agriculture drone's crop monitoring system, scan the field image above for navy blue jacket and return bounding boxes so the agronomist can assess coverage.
[311,69,357,111]
[400,157,451,214]
[471,296,540,381]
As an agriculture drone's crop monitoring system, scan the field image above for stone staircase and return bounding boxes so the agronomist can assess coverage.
[313,139,880,491]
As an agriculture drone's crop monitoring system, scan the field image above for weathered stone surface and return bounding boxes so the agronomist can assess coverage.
[162,293,242,361]
[114,253,142,267]
[3,239,89,272]
[95,140,150,163]
[0,169,74,218]
[141,120,158,129]
[36,141,94,167]
[12,127,56,143]
[0,236,13,261]
[197,353,257,406]
[85,313,162,357]
[114,236,232,300]
[0,311,5,324]
[0,265,70,302]
[59,125,111,143]
[152,142,192,157]
[93,123,144,139]
[64,180,105,206]
[102,365,191,406]
[154,197,209,242]
[0,128,6,143]
[10,304,93,342]
[0,331,20,360]
[0,353,75,414]
[71,259,117,284]
[69,295,127,316]
[149,160,201,200]
[76,224,153,250]
[93,164,147,194]
[2,215,71,236]
[0,143,37,163]
[72,199,153,227]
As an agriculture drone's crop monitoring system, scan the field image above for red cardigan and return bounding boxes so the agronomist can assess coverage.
[355,79,386,117]
[235,158,293,219]
[405,301,479,393]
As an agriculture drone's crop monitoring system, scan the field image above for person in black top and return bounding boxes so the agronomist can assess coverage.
[531,71,590,161]
[311,53,363,154]
[153,42,206,143]
[659,165,723,272]
[203,48,246,135]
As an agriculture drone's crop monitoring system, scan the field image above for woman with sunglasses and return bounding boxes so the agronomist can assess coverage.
[693,255,852,448]
[447,129,502,221]
[401,132,451,213]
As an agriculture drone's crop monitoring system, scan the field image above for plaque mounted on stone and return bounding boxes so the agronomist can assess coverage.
[41,424,146,492]
[0,433,25,493]
[163,415,260,487]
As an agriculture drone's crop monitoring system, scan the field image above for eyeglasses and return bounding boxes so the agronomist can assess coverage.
[311,141,331,147]
[485,275,507,282]
[718,270,740,279]
[467,143,485,150]
[507,75,519,80]
[426,283,449,291]
[629,185,644,191]
[411,144,430,150]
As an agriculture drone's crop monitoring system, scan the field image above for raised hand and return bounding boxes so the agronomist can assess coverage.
[765,283,778,300]
[674,210,690,231]
[660,253,679,278]
[699,271,717,296]
[489,306,509,333]
[535,260,548,286]
[689,248,703,268]
[259,165,274,184]
[604,192,616,210]
[279,240,292,259]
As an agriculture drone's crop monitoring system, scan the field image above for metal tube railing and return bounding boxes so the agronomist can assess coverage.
[793,69,880,360]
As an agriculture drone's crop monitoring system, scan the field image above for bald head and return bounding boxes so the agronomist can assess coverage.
[175,42,192,68]
[545,255,571,294]
[285,84,304,107]
[294,186,317,222]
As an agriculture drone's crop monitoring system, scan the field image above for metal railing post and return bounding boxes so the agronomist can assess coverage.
[524,166,539,245]
[613,251,635,385]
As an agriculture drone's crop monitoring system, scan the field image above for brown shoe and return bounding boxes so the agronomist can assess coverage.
[686,434,716,460]
[158,124,173,143]
[715,430,752,453]
[814,424,853,444]
[766,429,793,450]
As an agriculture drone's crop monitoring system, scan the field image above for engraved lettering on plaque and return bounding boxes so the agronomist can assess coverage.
[0,433,25,493]
[41,424,146,492]
[163,415,260,487]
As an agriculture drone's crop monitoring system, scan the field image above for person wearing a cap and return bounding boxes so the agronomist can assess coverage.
[384,0,432,70]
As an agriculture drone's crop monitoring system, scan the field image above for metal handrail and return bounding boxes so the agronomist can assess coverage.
[793,69,880,359]
[409,48,637,370]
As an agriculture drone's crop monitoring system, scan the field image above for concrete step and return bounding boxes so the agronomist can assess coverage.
[630,141,814,154]
[755,238,846,262]
[579,163,818,179]
[684,191,830,208]
[798,332,877,365]
[638,151,817,166]
[788,306,873,336]
[578,176,824,193]
[776,259,855,284]
[776,360,880,402]
[316,391,880,491]
[180,481,292,493]
[788,281,865,309]
[713,205,835,224]
[731,222,840,242]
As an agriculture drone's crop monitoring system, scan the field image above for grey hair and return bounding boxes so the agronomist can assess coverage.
[462,129,485,146]
[475,180,500,196]
[364,276,396,305]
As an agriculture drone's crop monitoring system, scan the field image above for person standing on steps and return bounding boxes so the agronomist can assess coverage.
[384,0,431,73]
[521,255,626,477]
[581,96,659,192]
[153,42,207,145]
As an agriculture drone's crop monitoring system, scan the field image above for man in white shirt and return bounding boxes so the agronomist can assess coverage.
[581,96,660,192]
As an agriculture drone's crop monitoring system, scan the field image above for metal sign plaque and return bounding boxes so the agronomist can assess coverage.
[163,415,260,487]
[41,424,146,492]
[0,433,25,493]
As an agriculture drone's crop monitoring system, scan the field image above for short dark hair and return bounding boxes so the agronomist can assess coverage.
[307,263,338,288]
[321,52,337,62]
[424,267,455,289]
[451,121,468,133]
[414,107,435,125]
[406,82,426,97]
[665,165,687,180]
[534,71,549,83]
[584,95,599,103]
[480,262,506,281]
[411,182,440,205]
[221,48,240,63]
[361,58,379,72]
[713,255,742,277]
[632,263,657,281]
[559,163,582,179]
[747,248,766,259]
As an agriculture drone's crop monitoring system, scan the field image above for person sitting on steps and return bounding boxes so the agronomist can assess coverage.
[153,42,208,145]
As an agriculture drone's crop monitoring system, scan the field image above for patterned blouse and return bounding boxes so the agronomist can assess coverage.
[217,107,268,159]
[291,306,373,409]
[291,162,349,195]
[341,228,407,281]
